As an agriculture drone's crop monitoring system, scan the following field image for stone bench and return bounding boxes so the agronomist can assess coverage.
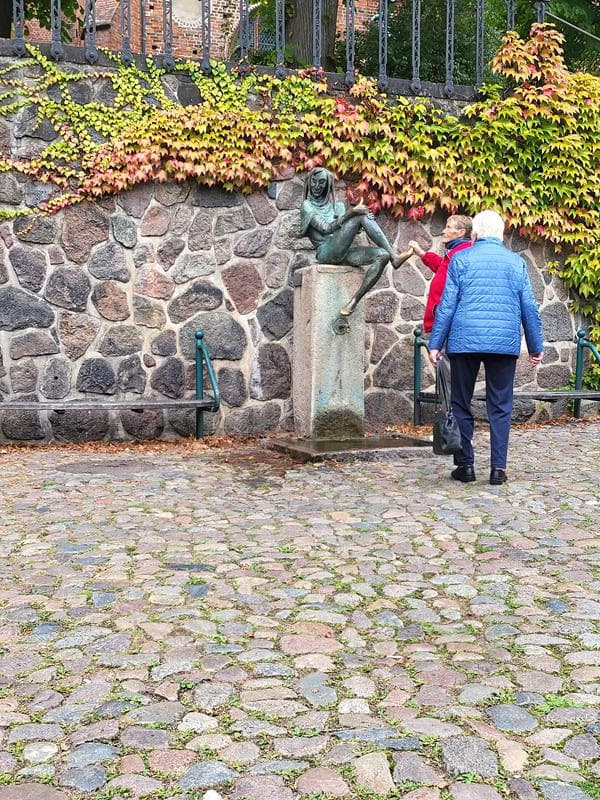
[0,331,220,440]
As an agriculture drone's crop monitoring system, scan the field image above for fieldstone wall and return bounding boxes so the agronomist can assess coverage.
[0,172,588,443]
[0,54,591,442]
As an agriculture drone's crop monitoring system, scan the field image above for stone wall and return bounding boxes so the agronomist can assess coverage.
[0,56,588,442]
[0,171,586,442]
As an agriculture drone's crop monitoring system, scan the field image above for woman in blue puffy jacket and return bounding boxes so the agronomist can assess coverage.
[428,210,544,486]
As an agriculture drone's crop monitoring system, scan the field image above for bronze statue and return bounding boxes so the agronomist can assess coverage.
[300,167,413,317]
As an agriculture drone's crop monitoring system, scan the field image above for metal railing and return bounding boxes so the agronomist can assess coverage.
[413,326,600,423]
[6,0,549,96]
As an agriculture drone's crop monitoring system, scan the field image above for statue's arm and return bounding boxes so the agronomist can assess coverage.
[300,202,365,237]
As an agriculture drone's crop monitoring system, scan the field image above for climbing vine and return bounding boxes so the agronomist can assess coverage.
[0,25,598,348]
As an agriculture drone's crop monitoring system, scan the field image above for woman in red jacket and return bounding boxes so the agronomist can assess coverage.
[409,215,472,333]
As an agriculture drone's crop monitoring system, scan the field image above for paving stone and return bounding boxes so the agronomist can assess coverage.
[353,751,395,795]
[487,704,538,732]
[250,758,309,774]
[7,724,63,743]
[106,774,164,797]
[441,735,498,777]
[179,761,238,789]
[539,782,594,800]
[392,753,445,786]
[229,775,295,799]
[219,741,261,765]
[59,765,107,791]
[65,742,119,767]
[124,700,185,724]
[274,736,329,757]
[298,671,337,707]
[194,681,233,711]
[147,749,197,775]
[508,778,539,800]
[121,726,170,749]
[449,785,503,800]
[296,766,351,796]
[0,786,68,800]
[563,734,600,760]
[21,742,59,763]
[402,790,441,800]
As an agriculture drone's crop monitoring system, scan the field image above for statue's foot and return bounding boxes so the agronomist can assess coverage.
[339,302,355,317]
[392,248,414,269]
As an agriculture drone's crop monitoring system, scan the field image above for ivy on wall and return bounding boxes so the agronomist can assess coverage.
[0,25,598,354]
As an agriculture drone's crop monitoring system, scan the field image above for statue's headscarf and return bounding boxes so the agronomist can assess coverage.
[304,167,336,210]
[300,167,339,237]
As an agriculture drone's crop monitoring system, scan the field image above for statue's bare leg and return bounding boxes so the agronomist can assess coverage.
[338,246,389,317]
[317,215,411,269]
[355,216,413,268]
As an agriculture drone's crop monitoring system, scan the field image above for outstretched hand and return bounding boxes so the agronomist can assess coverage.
[408,239,425,257]
[352,204,374,219]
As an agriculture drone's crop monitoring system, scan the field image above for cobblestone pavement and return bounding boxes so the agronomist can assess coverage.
[0,421,599,800]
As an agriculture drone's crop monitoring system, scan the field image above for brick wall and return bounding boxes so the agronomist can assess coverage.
[19,0,377,61]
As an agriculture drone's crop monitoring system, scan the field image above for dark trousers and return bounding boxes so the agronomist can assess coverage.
[448,354,517,469]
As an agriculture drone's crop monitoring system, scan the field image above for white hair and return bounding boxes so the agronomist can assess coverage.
[472,210,505,240]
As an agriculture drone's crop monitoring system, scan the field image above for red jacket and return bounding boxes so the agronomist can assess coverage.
[421,240,472,332]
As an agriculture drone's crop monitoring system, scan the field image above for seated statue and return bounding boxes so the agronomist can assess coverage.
[300,167,413,316]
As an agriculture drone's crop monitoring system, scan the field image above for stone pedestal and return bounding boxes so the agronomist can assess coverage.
[293,265,366,439]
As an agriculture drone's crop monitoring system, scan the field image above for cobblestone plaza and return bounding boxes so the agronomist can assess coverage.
[0,420,599,799]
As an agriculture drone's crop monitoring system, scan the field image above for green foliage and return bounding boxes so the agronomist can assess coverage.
[17,0,79,41]
[548,0,600,74]
[345,0,521,84]
[0,25,598,345]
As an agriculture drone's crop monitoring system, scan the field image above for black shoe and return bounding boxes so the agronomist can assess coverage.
[451,465,476,483]
[490,468,507,485]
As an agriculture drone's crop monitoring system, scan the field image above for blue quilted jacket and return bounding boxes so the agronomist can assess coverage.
[428,237,544,356]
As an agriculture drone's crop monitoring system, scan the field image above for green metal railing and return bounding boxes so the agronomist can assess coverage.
[412,326,600,424]
[573,328,600,419]
[195,330,221,438]
[413,326,435,425]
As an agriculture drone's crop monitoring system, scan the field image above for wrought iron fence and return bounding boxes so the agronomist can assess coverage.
[7,0,550,96]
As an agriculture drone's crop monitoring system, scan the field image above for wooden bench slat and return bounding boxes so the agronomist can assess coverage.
[0,399,217,412]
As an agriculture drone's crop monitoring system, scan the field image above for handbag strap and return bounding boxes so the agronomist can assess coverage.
[435,359,451,411]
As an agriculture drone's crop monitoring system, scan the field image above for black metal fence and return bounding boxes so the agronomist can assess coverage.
[8,0,550,96]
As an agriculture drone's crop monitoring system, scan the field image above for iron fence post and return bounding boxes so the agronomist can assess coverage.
[574,329,585,419]
[84,0,99,64]
[12,0,26,57]
[121,0,133,65]
[201,0,211,75]
[378,0,388,90]
[505,0,516,30]
[239,0,250,72]
[312,0,322,67]
[413,327,423,425]
[140,0,147,55]
[444,0,455,97]
[163,0,174,68]
[50,0,65,60]
[475,0,485,87]
[345,0,355,87]
[195,331,205,439]
[410,0,421,94]
[275,0,286,78]
[534,1,548,23]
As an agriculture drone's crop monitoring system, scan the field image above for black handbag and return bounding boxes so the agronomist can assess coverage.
[432,359,462,456]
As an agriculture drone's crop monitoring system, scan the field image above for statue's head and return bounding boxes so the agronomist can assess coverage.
[305,167,335,204]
